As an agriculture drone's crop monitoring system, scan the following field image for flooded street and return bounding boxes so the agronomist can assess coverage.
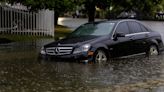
[0,19,164,91]
[0,41,164,92]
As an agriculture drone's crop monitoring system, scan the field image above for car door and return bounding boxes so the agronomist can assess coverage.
[127,21,148,54]
[109,22,133,57]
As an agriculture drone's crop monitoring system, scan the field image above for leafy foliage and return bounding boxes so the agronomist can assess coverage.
[0,0,163,22]
[0,0,74,12]
[0,0,75,25]
[111,0,162,19]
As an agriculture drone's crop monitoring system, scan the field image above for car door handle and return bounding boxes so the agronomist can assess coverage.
[130,38,134,40]
[145,34,149,38]
[129,36,135,40]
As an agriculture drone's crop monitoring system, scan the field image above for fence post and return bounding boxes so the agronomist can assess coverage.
[0,6,1,33]
[52,11,55,37]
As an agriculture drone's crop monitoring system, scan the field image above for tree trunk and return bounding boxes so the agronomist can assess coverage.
[55,12,59,25]
[87,4,96,22]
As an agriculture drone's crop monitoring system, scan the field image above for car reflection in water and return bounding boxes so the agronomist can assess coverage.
[40,19,164,63]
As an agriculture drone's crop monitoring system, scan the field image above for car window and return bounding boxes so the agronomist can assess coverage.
[140,24,149,32]
[115,22,130,34]
[128,21,142,33]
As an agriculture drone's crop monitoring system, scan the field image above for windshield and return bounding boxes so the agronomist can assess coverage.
[68,22,115,38]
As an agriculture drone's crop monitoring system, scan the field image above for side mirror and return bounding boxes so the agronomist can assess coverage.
[113,33,125,41]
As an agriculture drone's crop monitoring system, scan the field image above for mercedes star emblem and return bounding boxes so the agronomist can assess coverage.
[54,47,59,54]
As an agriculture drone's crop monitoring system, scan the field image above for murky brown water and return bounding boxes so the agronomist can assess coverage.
[0,20,164,91]
[0,39,164,92]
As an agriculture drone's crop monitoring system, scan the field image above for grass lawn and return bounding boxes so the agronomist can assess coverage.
[0,25,72,42]
[54,25,72,40]
[0,35,52,42]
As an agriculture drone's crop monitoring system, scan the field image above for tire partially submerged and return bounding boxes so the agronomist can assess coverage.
[146,45,159,56]
[93,50,108,63]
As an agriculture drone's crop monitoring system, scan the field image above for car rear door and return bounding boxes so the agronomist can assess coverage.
[127,21,149,54]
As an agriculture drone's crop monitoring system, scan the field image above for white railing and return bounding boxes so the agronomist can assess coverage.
[0,5,54,37]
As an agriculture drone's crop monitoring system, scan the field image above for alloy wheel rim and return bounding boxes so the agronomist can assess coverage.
[95,51,107,63]
[150,46,158,56]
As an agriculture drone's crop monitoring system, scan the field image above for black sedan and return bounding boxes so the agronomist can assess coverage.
[40,19,164,63]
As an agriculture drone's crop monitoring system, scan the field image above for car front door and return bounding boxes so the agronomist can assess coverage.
[109,22,133,57]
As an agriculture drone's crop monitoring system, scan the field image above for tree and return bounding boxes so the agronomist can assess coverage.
[135,0,162,19]
[84,0,110,22]
[112,0,162,19]
[54,0,74,25]
[82,0,163,21]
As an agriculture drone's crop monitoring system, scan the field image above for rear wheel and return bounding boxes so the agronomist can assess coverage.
[93,50,108,63]
[146,45,159,56]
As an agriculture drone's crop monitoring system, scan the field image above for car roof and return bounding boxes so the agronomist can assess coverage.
[88,19,140,24]
[108,19,139,23]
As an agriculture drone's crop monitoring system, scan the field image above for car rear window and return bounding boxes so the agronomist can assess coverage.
[140,24,149,32]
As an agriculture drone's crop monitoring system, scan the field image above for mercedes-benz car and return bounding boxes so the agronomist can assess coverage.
[40,19,164,63]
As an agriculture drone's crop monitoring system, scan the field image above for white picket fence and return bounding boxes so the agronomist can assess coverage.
[0,5,54,37]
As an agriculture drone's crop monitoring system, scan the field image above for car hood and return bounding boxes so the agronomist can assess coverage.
[44,35,99,47]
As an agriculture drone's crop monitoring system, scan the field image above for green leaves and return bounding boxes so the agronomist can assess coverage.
[0,0,75,12]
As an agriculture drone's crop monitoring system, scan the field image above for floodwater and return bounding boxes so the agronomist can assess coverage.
[0,20,164,92]
[0,40,164,92]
